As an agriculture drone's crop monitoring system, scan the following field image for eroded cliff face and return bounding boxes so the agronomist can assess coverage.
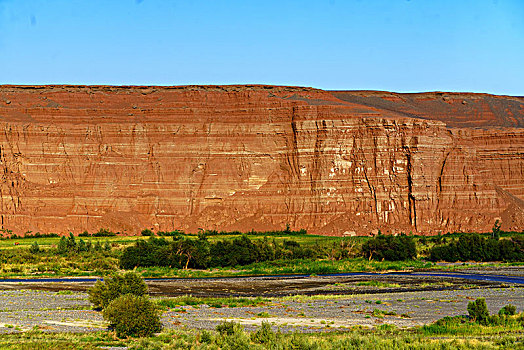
[0,85,522,235]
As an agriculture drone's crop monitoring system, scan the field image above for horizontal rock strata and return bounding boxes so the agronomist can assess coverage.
[0,85,522,235]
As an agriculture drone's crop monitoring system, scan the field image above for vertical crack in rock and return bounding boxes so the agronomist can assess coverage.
[282,106,302,226]
[1,126,22,214]
[437,152,450,195]
[362,163,377,221]
[289,106,301,181]
[436,147,453,213]
[310,119,327,225]
[405,147,417,231]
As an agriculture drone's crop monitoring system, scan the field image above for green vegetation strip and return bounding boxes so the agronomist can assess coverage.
[155,295,270,309]
[0,228,523,279]
[0,320,523,349]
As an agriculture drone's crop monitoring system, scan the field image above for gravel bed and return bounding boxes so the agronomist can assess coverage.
[160,286,524,333]
[1,286,522,334]
[0,290,103,333]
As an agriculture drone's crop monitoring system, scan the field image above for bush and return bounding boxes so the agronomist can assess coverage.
[200,330,213,344]
[56,233,99,254]
[499,304,517,317]
[88,272,148,310]
[92,228,116,237]
[94,241,103,252]
[215,321,251,349]
[428,243,460,262]
[251,321,277,344]
[467,298,489,325]
[361,234,416,261]
[103,294,162,338]
[78,238,88,252]
[29,241,40,254]
[141,229,154,236]
[429,234,524,262]
[57,236,68,254]
[216,321,238,336]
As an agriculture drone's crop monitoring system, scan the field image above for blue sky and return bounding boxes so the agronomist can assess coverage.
[0,0,522,95]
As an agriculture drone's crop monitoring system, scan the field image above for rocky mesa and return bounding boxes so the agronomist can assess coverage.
[0,85,522,235]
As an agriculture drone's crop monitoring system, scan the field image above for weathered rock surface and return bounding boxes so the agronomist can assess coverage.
[0,85,522,235]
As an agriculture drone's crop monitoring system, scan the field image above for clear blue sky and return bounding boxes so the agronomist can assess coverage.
[0,0,522,95]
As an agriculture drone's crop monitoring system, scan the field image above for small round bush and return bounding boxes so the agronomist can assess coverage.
[499,304,517,317]
[88,272,147,310]
[103,294,162,338]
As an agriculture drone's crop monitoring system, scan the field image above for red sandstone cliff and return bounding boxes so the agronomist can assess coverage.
[0,85,522,235]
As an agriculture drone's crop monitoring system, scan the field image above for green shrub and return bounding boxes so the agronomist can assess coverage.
[78,231,91,237]
[251,321,276,344]
[141,229,154,236]
[94,241,103,252]
[103,294,162,338]
[216,321,238,336]
[119,237,171,269]
[78,238,88,252]
[361,234,416,261]
[92,228,116,237]
[467,298,489,325]
[200,330,214,344]
[499,304,517,317]
[88,272,148,310]
[119,234,315,270]
[29,241,40,254]
[57,236,68,254]
[215,321,251,350]
[429,234,523,262]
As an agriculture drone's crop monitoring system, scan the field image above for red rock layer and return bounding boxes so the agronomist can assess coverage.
[0,85,522,235]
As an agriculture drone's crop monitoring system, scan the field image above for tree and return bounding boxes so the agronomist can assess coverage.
[491,220,502,240]
[57,236,68,254]
[361,234,416,261]
[78,238,87,252]
[67,232,77,250]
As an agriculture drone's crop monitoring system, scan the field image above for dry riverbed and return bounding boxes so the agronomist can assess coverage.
[0,273,522,334]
